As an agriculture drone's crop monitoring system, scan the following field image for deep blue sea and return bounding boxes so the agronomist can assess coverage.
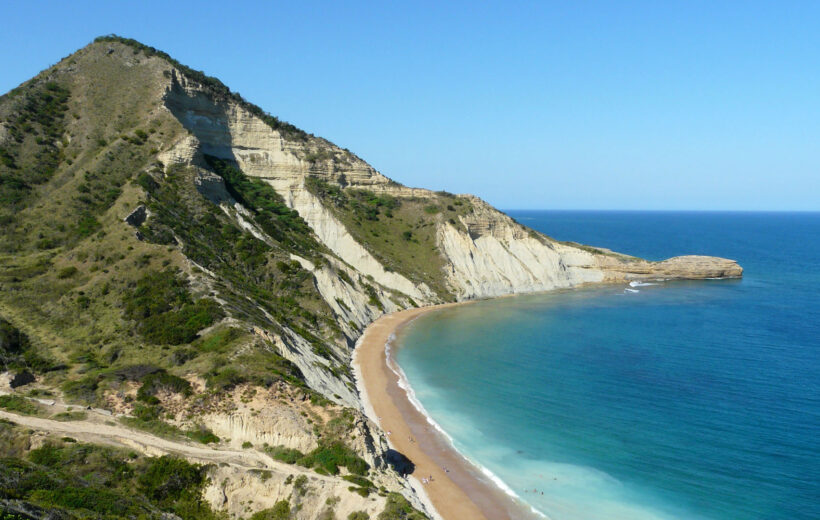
[394,211,820,520]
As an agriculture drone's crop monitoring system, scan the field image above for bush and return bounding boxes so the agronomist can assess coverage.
[297,442,369,476]
[123,270,223,345]
[1,434,221,520]
[206,366,246,391]
[56,266,78,279]
[250,500,292,520]
[53,411,87,421]
[137,371,192,402]
[265,445,305,464]
[378,493,427,520]
[0,395,40,416]
[293,475,308,496]
[138,455,205,503]
[61,376,99,403]
[349,513,370,520]
[186,425,219,444]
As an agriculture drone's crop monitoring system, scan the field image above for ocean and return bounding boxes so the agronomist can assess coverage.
[393,211,820,520]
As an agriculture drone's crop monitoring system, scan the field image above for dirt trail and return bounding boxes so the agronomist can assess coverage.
[0,409,335,482]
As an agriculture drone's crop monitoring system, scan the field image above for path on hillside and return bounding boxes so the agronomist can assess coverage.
[0,409,335,482]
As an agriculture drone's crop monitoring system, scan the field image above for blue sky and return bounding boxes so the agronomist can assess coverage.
[2,1,818,210]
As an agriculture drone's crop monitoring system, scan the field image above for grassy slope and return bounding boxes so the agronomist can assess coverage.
[0,39,350,411]
[0,36,441,519]
[305,178,474,300]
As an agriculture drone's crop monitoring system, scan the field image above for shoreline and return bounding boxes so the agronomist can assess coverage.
[353,303,542,520]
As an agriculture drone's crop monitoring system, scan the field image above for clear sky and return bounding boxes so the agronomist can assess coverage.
[2,1,818,210]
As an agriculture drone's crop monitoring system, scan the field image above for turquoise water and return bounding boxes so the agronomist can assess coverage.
[395,212,820,520]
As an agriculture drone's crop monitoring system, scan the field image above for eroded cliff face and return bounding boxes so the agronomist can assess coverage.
[159,71,741,307]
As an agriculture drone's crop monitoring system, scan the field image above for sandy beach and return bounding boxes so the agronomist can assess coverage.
[354,304,540,520]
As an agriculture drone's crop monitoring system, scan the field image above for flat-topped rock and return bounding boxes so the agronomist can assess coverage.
[600,254,743,282]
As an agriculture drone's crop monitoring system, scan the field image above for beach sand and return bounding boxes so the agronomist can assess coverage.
[354,304,540,520]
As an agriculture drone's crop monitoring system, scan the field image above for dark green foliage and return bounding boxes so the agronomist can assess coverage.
[250,500,293,520]
[136,171,159,192]
[378,493,428,520]
[123,270,223,345]
[0,318,46,373]
[264,441,368,476]
[348,189,400,221]
[298,442,369,476]
[363,284,384,311]
[305,177,400,222]
[348,512,370,520]
[205,366,246,391]
[342,475,375,489]
[137,370,192,402]
[60,376,99,404]
[0,82,70,211]
[0,395,40,416]
[142,164,326,339]
[121,404,186,439]
[186,425,219,444]
[292,474,309,496]
[305,176,347,207]
[0,437,221,519]
[138,455,204,502]
[264,445,305,465]
[194,327,242,353]
[204,155,316,252]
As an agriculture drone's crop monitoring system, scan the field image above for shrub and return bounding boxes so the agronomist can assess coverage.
[250,500,292,520]
[56,266,78,279]
[206,366,246,391]
[61,376,99,403]
[297,442,369,476]
[53,411,87,421]
[186,425,219,444]
[138,455,205,503]
[378,493,427,520]
[293,475,309,496]
[0,395,40,415]
[123,270,223,345]
[137,371,192,402]
[265,445,305,464]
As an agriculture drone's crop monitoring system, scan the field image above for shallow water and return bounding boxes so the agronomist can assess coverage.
[395,211,820,520]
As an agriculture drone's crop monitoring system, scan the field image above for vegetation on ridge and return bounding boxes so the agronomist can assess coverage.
[0,423,223,520]
[305,176,474,298]
[94,34,311,141]
[0,35,435,520]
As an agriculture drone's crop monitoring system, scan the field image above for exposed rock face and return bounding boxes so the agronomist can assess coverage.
[159,69,741,308]
[599,254,744,280]
[123,205,149,227]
